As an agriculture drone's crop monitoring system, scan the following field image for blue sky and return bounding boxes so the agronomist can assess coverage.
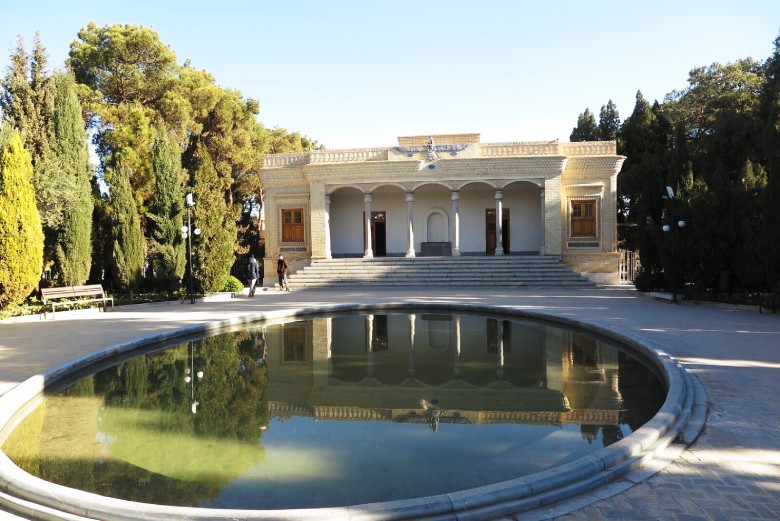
[1,1,779,149]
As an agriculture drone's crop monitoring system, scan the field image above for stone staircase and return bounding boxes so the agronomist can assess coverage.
[286,256,595,289]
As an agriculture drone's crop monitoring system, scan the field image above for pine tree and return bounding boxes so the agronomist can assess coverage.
[190,143,236,293]
[51,71,93,285]
[147,130,186,286]
[0,129,44,308]
[598,100,621,141]
[110,164,144,299]
[761,33,780,291]
[0,33,53,168]
[570,108,599,142]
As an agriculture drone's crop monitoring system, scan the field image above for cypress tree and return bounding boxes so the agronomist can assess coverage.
[569,108,599,142]
[0,129,44,308]
[598,100,621,141]
[190,143,235,293]
[110,165,144,299]
[618,92,672,289]
[52,71,92,285]
[148,130,186,286]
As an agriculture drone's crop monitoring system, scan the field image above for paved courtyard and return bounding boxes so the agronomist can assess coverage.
[1,286,779,520]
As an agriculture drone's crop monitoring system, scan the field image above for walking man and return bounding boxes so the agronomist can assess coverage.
[277,254,289,291]
[247,254,260,296]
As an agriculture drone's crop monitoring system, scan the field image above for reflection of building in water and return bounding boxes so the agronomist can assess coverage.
[264,314,624,427]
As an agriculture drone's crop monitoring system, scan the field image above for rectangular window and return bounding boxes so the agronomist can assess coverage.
[571,200,596,237]
[282,208,304,242]
[283,326,306,362]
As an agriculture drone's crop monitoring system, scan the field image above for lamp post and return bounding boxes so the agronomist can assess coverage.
[182,193,201,304]
[184,342,204,414]
[662,186,686,304]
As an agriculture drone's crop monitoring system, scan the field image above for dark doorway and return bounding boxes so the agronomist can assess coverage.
[364,211,387,256]
[485,209,510,255]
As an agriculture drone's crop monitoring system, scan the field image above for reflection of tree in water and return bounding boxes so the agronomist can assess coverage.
[21,329,272,507]
[616,351,665,433]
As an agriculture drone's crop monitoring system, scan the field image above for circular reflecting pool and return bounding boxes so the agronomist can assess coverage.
[2,311,665,510]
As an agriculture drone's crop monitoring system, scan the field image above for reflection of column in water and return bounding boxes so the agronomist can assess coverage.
[312,317,331,387]
[365,314,374,377]
[454,315,462,378]
[497,320,505,379]
[408,313,416,377]
[545,326,564,393]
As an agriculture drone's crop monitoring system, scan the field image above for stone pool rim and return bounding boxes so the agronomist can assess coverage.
[0,302,707,521]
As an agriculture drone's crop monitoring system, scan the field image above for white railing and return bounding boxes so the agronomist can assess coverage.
[619,249,638,283]
[263,141,618,168]
[262,153,310,168]
[480,141,560,157]
[559,141,617,156]
[309,148,387,164]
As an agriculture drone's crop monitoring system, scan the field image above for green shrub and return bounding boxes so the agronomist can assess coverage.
[222,275,243,293]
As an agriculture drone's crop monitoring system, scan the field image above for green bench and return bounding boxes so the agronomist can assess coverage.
[41,284,114,319]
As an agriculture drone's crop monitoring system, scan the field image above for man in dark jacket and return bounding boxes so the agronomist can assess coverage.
[247,254,260,296]
[277,254,289,291]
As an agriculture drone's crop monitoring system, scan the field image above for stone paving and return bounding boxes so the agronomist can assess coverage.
[1,287,779,520]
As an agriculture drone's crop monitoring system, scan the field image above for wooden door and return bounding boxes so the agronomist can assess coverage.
[485,209,510,255]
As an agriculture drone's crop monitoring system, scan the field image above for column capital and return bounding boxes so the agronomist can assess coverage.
[406,192,414,202]
[495,189,503,200]
[364,194,372,204]
[325,195,331,205]
[451,191,460,201]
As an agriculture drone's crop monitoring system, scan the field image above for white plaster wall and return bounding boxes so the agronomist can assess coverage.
[410,186,452,248]
[370,189,407,254]
[329,189,364,255]
[504,182,542,253]
[459,184,495,253]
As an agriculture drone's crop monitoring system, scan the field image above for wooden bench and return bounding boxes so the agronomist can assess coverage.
[41,284,114,319]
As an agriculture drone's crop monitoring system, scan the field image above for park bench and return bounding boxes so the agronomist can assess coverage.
[41,284,114,319]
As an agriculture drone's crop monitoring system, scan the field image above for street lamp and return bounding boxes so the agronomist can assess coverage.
[662,186,686,304]
[182,193,201,304]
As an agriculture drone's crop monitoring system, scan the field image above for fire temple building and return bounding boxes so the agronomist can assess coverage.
[259,134,625,285]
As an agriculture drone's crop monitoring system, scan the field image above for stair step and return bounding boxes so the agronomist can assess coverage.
[284,256,594,289]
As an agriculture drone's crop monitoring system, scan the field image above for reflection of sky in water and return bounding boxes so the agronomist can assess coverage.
[206,417,590,509]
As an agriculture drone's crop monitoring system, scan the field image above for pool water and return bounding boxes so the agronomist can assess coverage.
[2,311,665,509]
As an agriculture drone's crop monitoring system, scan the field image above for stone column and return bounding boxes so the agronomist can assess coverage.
[325,195,332,259]
[406,192,416,258]
[495,189,504,256]
[451,191,461,256]
[539,188,546,256]
[364,194,373,259]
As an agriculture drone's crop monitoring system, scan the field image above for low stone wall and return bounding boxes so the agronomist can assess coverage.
[563,251,620,285]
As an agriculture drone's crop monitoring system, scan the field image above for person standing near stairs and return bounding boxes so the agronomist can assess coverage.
[247,254,260,296]
[277,254,289,291]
